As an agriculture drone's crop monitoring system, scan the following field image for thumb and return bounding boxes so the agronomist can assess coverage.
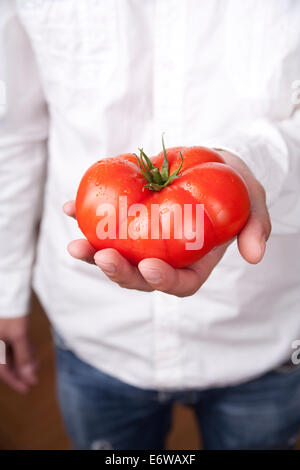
[12,334,38,385]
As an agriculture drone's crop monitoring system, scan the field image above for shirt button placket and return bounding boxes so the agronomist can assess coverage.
[153,291,183,388]
[153,0,186,146]
[151,0,186,389]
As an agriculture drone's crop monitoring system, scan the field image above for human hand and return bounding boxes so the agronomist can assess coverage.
[0,316,38,393]
[64,150,271,297]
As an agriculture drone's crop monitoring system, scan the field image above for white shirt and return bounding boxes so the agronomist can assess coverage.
[1,0,300,390]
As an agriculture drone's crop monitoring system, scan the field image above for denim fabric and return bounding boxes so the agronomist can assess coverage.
[54,339,300,450]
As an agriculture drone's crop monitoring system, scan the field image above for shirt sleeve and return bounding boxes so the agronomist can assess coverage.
[0,2,49,318]
[213,1,300,236]
[220,108,300,236]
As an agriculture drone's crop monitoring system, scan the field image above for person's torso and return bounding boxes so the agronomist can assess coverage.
[16,0,300,389]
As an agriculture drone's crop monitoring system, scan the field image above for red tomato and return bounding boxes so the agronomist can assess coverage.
[75,142,250,268]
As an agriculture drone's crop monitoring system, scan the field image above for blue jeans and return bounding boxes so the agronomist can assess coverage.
[54,340,300,450]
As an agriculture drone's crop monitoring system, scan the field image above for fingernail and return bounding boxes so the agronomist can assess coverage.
[141,268,162,284]
[97,261,117,275]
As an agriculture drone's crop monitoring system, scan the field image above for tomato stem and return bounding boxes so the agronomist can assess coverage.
[135,136,183,191]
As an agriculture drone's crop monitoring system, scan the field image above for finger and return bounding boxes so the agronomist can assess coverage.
[63,200,76,219]
[191,243,229,276]
[238,183,272,264]
[0,366,29,394]
[68,239,97,264]
[138,244,229,297]
[138,258,201,297]
[12,335,38,386]
[218,151,271,264]
[94,248,153,291]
